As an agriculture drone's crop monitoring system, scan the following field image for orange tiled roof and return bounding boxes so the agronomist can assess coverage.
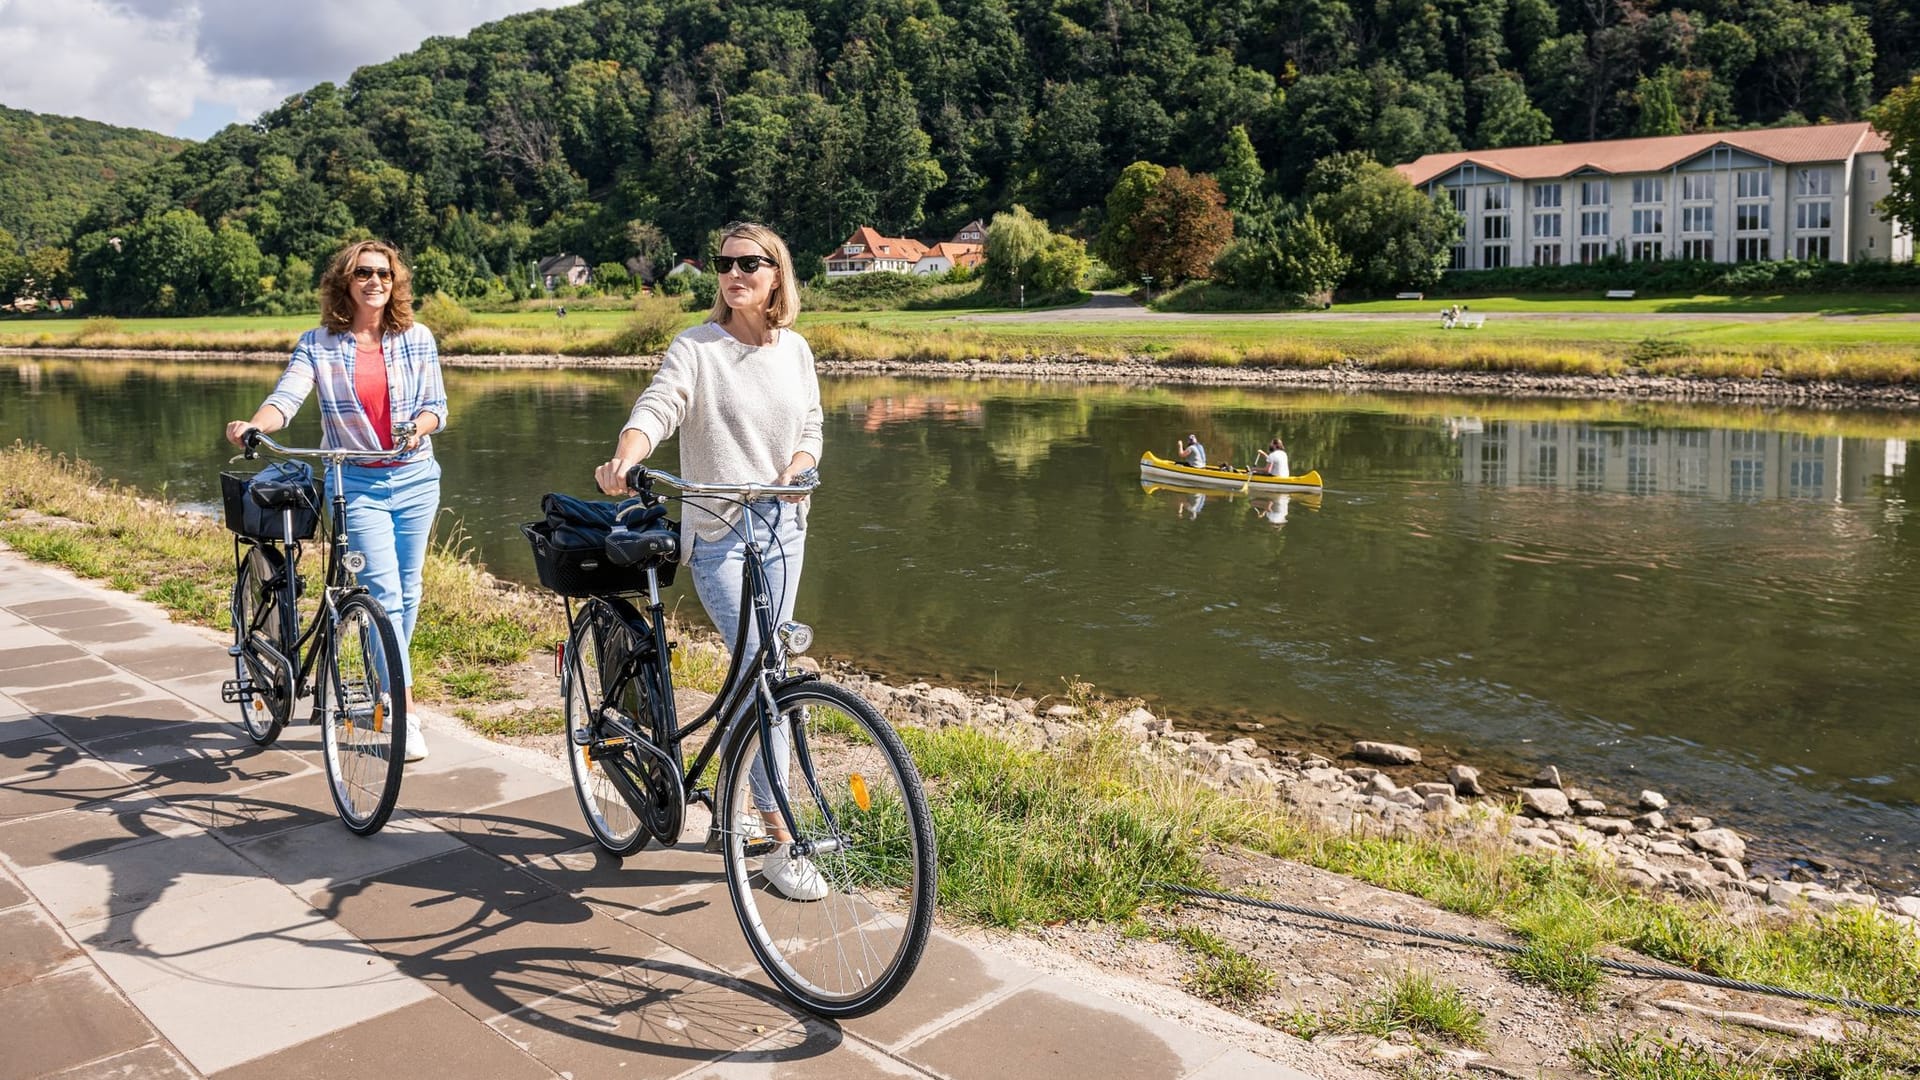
[1395,122,1890,187]
[837,226,930,264]
[924,241,984,267]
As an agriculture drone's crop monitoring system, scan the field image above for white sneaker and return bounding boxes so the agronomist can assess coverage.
[762,843,828,902]
[404,715,429,763]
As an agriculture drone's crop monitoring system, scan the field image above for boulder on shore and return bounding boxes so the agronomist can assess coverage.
[1448,764,1486,796]
[1353,741,1421,766]
[1518,787,1572,818]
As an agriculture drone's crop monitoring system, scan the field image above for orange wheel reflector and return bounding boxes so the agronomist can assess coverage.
[373,702,384,733]
[849,773,871,811]
[251,698,264,712]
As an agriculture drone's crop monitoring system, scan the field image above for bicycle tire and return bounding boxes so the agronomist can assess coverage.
[319,593,406,835]
[718,680,936,1018]
[231,544,293,745]
[564,597,651,856]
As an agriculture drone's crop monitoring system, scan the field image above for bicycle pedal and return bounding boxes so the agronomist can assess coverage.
[220,679,252,704]
[587,736,630,761]
[703,822,723,853]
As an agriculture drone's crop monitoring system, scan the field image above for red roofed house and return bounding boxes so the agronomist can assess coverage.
[1394,122,1911,271]
[825,221,987,276]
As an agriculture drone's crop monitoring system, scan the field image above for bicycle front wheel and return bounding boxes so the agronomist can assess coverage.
[320,593,406,835]
[231,544,293,744]
[564,597,649,856]
[719,681,936,1018]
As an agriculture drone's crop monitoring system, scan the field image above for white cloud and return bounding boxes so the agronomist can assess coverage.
[0,0,577,137]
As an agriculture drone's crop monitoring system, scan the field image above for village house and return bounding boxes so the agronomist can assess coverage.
[535,252,591,290]
[825,221,987,276]
[664,257,704,279]
[1395,122,1912,271]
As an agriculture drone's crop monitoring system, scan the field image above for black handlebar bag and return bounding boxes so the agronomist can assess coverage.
[523,493,677,596]
[219,460,320,541]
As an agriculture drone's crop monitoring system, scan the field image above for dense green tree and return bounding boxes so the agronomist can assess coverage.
[1215,126,1265,214]
[0,229,26,305]
[1634,72,1685,136]
[1306,152,1461,292]
[984,204,1049,290]
[207,224,264,310]
[1472,73,1554,148]
[1093,162,1166,277]
[1212,212,1349,297]
[1870,76,1920,239]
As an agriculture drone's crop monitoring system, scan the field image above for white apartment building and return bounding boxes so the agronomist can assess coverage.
[1395,123,1912,270]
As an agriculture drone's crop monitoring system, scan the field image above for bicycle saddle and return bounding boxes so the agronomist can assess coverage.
[605,516,678,567]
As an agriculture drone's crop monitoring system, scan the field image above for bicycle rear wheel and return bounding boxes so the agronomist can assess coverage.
[564,597,650,856]
[231,544,293,745]
[719,681,936,1018]
[320,593,406,835]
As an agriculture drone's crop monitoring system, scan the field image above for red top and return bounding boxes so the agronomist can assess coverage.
[353,339,394,450]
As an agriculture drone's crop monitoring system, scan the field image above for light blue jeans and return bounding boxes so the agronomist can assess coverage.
[338,458,441,687]
[689,501,806,815]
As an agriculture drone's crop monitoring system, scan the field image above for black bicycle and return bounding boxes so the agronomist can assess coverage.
[221,428,408,835]
[525,465,936,1018]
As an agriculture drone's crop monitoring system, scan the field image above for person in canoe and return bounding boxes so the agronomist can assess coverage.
[1177,433,1207,467]
[1255,437,1290,478]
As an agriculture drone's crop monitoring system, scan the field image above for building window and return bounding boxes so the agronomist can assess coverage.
[1485,186,1511,211]
[1631,208,1664,234]
[1447,187,1468,212]
[1796,168,1833,196]
[1480,439,1507,485]
[1795,201,1832,230]
[1736,170,1771,199]
[1632,177,1665,204]
[1449,245,1469,270]
[1533,213,1562,237]
[1680,206,1713,233]
[1631,240,1664,261]
[1681,238,1714,261]
[1681,174,1715,201]
[1483,215,1511,240]
[1868,168,1878,183]
[1482,244,1510,269]
[1735,203,1770,232]
[1581,180,1610,206]
[1580,210,1609,237]
[1735,237,1772,261]
[1579,241,1609,264]
[1532,244,1563,266]
[1795,235,1832,261]
[1534,183,1562,208]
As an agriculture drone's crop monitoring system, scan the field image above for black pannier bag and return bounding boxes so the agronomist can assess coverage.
[220,460,320,541]
[523,492,678,596]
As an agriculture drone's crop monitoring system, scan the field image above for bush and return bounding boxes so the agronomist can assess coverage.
[418,292,477,336]
[685,271,718,310]
[806,271,933,305]
[657,273,689,296]
[1429,257,1920,298]
[603,296,686,355]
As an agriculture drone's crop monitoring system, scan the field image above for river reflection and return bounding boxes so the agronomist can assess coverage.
[2,356,1916,887]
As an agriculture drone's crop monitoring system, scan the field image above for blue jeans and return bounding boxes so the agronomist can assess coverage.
[338,458,441,687]
[689,501,806,814]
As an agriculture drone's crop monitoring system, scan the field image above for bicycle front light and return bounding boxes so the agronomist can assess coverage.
[777,621,814,656]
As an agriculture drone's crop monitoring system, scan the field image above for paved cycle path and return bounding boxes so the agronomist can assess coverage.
[0,548,1316,1080]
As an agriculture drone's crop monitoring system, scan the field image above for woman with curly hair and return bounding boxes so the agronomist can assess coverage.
[224,239,448,761]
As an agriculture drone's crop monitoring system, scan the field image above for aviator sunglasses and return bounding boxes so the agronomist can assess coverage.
[351,266,394,283]
[711,254,776,275]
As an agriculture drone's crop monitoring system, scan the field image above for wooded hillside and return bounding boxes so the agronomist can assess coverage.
[43,0,1920,313]
[0,105,187,252]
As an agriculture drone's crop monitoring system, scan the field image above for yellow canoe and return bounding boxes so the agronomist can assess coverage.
[1139,451,1324,492]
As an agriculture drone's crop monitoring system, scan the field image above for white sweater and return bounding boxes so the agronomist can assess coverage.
[622,321,824,546]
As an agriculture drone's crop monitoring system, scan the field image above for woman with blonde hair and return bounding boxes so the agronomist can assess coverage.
[224,239,448,761]
[595,221,823,899]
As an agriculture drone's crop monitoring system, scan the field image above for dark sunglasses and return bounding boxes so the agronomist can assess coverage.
[712,254,776,275]
[351,266,394,282]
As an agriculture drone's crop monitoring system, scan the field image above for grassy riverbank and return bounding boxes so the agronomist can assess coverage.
[3,442,1916,1074]
[6,292,1920,385]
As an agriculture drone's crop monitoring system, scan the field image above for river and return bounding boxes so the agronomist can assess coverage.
[3,355,1916,888]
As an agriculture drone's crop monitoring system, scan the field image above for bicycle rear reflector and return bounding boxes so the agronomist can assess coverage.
[850,773,871,811]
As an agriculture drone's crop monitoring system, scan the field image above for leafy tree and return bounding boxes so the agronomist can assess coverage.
[1472,74,1554,149]
[1131,167,1235,285]
[1870,76,1920,241]
[207,224,264,309]
[1029,233,1090,293]
[1093,162,1166,277]
[1214,212,1350,297]
[1215,126,1265,214]
[0,228,26,305]
[1634,73,1684,137]
[984,205,1050,290]
[1306,152,1461,292]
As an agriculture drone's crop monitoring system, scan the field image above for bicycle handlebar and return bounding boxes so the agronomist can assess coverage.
[623,463,819,500]
[237,429,410,462]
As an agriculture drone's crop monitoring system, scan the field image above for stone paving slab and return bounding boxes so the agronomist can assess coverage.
[0,548,1321,1079]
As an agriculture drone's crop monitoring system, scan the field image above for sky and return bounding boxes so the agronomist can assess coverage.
[0,0,582,139]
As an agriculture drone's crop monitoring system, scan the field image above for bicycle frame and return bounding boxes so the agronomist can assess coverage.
[572,469,819,840]
[230,433,391,717]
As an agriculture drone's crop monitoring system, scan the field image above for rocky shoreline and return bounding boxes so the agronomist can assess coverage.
[8,343,1920,409]
[826,664,1920,932]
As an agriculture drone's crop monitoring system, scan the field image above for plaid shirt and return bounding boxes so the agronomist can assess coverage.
[264,325,449,462]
